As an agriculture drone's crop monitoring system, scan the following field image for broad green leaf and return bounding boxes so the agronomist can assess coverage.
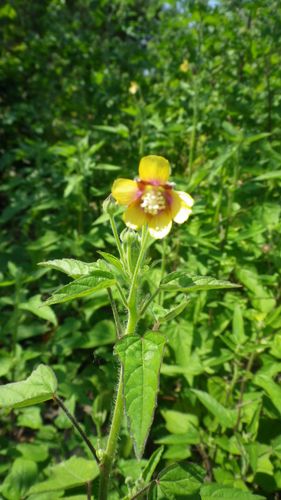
[160,274,240,293]
[27,457,99,495]
[161,409,199,435]
[157,462,205,496]
[191,390,237,428]
[253,374,281,415]
[38,259,97,278]
[44,272,115,305]
[1,459,38,500]
[19,294,57,326]
[115,332,166,458]
[17,406,42,429]
[0,364,57,409]
[236,267,275,313]
[142,446,164,483]
[17,443,49,463]
[232,303,246,344]
[200,483,266,499]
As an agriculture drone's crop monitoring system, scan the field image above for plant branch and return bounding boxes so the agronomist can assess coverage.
[53,394,99,463]
[130,480,155,499]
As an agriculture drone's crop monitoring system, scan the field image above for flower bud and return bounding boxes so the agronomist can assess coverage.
[102,194,119,215]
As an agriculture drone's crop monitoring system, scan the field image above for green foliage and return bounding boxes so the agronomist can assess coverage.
[1,0,281,498]
[0,365,57,408]
[115,332,166,458]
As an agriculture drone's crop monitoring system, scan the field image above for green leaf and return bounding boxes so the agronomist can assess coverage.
[157,462,205,496]
[200,483,266,499]
[160,274,240,293]
[44,272,115,305]
[115,332,166,458]
[236,267,275,313]
[27,457,99,495]
[97,251,124,273]
[142,446,164,483]
[38,259,98,278]
[253,374,281,415]
[232,304,246,344]
[17,443,49,463]
[254,171,281,181]
[0,364,57,409]
[1,459,38,500]
[161,409,199,440]
[19,294,57,326]
[160,297,189,322]
[191,389,237,428]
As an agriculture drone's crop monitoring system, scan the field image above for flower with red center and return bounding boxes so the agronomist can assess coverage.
[111,155,194,239]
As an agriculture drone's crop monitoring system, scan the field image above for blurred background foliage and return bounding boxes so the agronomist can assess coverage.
[0,0,281,498]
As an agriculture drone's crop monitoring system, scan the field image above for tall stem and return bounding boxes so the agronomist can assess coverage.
[98,368,124,500]
[98,226,149,499]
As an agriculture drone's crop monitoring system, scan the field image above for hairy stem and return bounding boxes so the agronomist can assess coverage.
[98,226,149,499]
[107,287,122,339]
[98,368,124,500]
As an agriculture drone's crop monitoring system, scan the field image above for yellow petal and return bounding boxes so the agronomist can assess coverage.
[173,190,194,224]
[123,203,148,229]
[148,210,172,239]
[139,156,170,184]
[111,179,139,205]
[169,190,182,219]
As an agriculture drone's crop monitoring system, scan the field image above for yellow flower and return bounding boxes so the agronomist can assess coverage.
[179,59,189,73]
[129,81,139,95]
[111,155,194,239]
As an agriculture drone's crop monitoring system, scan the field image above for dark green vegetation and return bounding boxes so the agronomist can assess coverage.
[1,0,281,498]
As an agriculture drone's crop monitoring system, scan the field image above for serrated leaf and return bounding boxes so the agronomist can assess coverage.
[160,274,240,293]
[0,364,57,409]
[27,457,99,495]
[44,272,115,305]
[115,332,166,458]
[158,462,205,496]
[38,259,98,278]
[200,483,266,499]
[191,389,237,428]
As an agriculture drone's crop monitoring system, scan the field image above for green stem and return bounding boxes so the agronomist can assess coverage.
[107,287,122,339]
[140,288,161,316]
[127,226,149,308]
[98,226,150,499]
[109,213,123,261]
[98,368,124,500]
